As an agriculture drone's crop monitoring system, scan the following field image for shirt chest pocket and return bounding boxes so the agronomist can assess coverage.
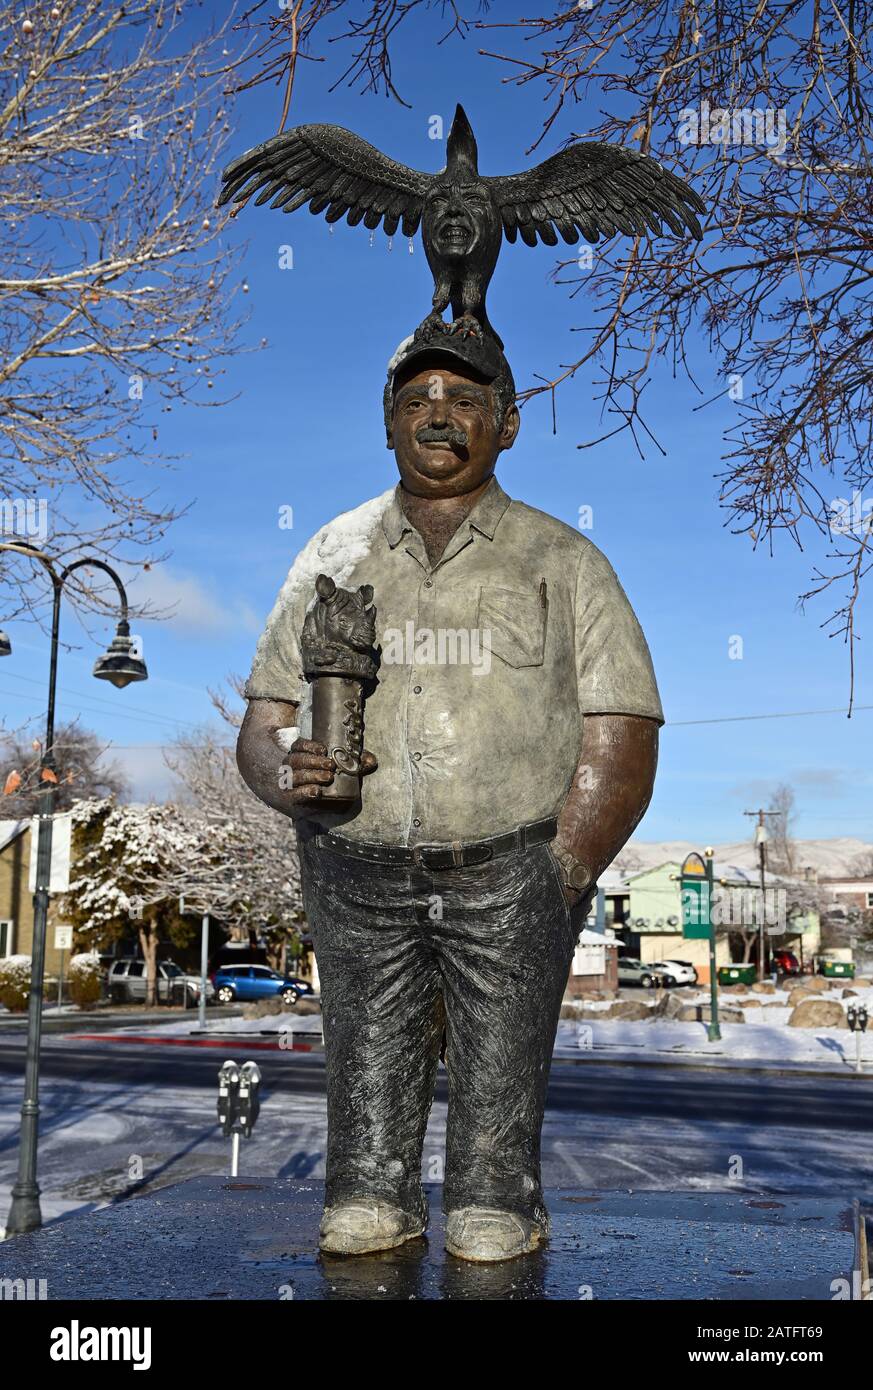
[478,584,547,668]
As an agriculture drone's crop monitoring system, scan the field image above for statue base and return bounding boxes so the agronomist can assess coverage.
[0,1177,858,1301]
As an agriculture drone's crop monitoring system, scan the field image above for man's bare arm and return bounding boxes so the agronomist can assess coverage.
[554,714,659,896]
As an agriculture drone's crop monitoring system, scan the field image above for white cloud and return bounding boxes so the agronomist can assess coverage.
[104,745,177,804]
[130,566,260,637]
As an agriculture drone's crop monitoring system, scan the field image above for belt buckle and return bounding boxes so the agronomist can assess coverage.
[413,843,447,871]
[414,841,493,870]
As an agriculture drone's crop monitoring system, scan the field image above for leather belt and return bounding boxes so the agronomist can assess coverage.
[315,816,558,872]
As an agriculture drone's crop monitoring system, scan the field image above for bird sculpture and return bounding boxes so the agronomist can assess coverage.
[218,104,704,347]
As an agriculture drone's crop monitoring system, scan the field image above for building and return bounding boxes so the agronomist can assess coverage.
[599,859,821,983]
[819,874,873,913]
[0,819,29,962]
[565,928,618,996]
[0,818,69,976]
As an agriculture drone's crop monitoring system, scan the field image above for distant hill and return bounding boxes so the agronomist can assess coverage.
[614,837,873,878]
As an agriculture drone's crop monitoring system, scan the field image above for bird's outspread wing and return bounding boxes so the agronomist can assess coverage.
[486,142,705,247]
[218,124,432,238]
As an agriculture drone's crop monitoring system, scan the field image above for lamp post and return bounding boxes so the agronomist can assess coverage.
[677,850,721,1042]
[703,846,721,1042]
[1,541,147,1236]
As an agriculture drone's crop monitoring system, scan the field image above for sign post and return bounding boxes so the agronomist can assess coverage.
[680,850,721,1042]
[53,924,73,1007]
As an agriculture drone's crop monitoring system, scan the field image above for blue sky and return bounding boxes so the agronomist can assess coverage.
[3,5,870,844]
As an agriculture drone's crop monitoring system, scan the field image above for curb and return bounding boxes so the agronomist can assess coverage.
[71,1032,322,1053]
[552,1047,872,1079]
[62,1030,867,1078]
[0,1007,245,1035]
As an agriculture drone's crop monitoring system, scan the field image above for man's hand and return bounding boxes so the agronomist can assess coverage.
[285,737,377,817]
[237,699,378,822]
[550,839,593,909]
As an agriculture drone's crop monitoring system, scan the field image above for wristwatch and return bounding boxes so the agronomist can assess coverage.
[551,845,592,894]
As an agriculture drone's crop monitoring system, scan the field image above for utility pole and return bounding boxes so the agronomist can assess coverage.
[743,809,780,982]
[704,847,721,1041]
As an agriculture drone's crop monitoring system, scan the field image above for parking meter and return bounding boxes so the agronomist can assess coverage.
[217,1059,262,1175]
[238,1062,261,1139]
[217,1060,241,1137]
[846,1004,868,1074]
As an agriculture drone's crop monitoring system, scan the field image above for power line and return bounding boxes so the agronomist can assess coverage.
[0,686,205,735]
[668,705,872,727]
[0,668,209,728]
[0,672,210,733]
[102,743,235,749]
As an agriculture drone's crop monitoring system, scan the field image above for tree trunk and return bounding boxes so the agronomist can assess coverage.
[736,932,755,964]
[139,926,159,1008]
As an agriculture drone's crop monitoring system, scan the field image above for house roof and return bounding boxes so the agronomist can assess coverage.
[0,819,29,854]
[598,868,631,892]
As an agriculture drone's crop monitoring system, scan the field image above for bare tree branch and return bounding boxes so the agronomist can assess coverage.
[0,0,254,625]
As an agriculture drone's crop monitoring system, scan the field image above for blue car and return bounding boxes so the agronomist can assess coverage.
[212,964,314,1006]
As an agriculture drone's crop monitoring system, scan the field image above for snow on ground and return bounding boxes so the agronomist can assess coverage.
[85,983,873,1072]
[84,1012,326,1038]
[554,1015,873,1069]
[553,982,873,1070]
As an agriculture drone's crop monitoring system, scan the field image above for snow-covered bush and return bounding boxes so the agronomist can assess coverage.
[0,955,31,1012]
[67,952,103,1010]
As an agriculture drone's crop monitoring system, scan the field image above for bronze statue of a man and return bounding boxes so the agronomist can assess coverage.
[236,325,662,1262]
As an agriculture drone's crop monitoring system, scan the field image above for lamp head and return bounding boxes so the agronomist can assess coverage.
[0,629,11,658]
[92,619,148,688]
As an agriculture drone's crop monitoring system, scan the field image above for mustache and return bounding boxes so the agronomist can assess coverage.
[416,426,469,448]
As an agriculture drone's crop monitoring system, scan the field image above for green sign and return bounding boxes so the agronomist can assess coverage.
[681,879,711,939]
[680,852,711,940]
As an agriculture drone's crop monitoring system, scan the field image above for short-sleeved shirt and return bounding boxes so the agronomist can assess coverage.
[246,478,663,846]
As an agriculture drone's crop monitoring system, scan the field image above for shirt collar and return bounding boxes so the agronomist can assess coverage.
[381,477,512,549]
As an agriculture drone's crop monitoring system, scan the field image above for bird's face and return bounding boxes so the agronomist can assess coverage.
[389,365,519,498]
[424,181,497,263]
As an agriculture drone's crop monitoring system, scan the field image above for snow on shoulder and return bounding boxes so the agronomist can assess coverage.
[271,488,395,626]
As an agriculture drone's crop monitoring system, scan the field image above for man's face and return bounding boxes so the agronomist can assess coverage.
[390,365,519,498]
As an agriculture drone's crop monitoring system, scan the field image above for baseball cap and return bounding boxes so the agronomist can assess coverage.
[383,319,515,434]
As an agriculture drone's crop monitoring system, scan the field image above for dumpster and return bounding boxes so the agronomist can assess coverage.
[718,964,756,986]
[820,959,855,979]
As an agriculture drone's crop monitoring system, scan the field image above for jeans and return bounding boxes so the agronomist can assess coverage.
[300,836,579,1232]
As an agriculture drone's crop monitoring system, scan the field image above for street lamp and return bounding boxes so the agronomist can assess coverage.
[0,540,146,1236]
[92,618,148,689]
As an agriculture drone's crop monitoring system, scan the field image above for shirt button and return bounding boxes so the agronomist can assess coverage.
[413,685,422,694]
[423,579,433,588]
[412,751,422,762]
[413,818,421,828]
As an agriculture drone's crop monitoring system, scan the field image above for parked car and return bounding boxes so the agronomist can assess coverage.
[653,959,698,986]
[211,964,314,1007]
[107,958,214,1005]
[773,949,801,976]
[617,957,668,989]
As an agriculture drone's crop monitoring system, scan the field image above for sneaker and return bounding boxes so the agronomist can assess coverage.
[445,1206,542,1262]
[319,1199,425,1255]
